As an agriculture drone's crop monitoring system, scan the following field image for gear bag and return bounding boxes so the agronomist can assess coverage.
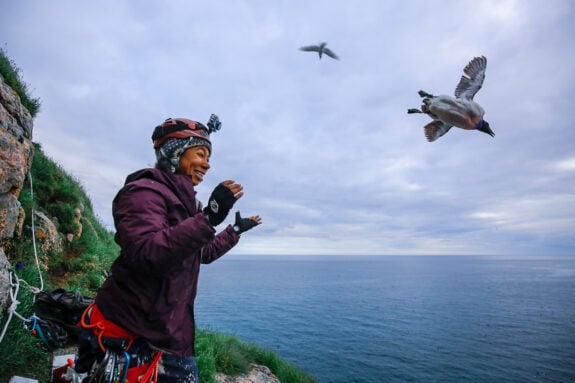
[30,288,94,349]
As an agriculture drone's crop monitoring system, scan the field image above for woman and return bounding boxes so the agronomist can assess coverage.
[77,115,261,383]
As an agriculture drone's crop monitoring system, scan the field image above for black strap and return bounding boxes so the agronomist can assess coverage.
[151,121,190,142]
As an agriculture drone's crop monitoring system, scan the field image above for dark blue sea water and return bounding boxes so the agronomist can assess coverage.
[195,256,575,383]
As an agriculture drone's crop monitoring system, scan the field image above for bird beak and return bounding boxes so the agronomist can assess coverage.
[478,121,495,137]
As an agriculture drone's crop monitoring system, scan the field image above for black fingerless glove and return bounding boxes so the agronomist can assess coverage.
[233,211,259,235]
[203,183,237,226]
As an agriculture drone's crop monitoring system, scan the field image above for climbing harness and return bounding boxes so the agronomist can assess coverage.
[79,302,137,352]
[78,302,163,383]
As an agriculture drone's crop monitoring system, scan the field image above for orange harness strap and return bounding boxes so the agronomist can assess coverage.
[79,302,164,383]
[128,350,163,383]
[80,302,138,352]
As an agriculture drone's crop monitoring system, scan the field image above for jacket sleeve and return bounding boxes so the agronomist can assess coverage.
[113,183,216,275]
[200,225,241,264]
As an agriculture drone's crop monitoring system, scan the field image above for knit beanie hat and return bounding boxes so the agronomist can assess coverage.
[152,115,221,173]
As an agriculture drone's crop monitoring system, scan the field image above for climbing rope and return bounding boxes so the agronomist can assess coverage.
[0,172,44,345]
[28,171,45,293]
[0,272,28,344]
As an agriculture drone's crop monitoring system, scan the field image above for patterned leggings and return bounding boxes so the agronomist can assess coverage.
[158,353,200,383]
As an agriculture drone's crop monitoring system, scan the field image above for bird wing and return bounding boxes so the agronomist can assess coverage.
[454,56,487,100]
[323,48,339,60]
[424,120,452,142]
[300,45,320,52]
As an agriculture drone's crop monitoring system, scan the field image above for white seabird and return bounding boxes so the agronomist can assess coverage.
[408,56,494,142]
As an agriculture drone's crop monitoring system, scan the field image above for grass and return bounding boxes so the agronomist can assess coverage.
[16,143,120,294]
[196,328,318,383]
[0,266,52,383]
[0,46,41,117]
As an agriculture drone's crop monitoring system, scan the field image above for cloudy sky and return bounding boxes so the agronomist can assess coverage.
[2,0,574,256]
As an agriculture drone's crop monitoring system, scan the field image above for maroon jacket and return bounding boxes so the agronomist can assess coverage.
[95,168,239,356]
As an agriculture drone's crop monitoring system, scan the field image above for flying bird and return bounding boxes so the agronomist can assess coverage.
[407,56,494,142]
[299,42,339,60]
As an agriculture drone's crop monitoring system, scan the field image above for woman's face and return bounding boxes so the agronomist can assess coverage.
[179,146,211,185]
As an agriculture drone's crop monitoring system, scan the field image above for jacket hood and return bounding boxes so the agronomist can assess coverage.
[125,167,194,191]
[121,168,199,215]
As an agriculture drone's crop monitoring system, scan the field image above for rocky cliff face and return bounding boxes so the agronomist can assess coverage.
[0,73,35,317]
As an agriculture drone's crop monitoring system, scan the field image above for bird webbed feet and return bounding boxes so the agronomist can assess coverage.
[407,108,422,114]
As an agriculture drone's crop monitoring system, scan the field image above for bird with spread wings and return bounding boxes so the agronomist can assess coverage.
[408,56,494,142]
[299,42,339,60]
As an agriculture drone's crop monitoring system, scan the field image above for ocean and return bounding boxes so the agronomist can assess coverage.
[194,256,575,383]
